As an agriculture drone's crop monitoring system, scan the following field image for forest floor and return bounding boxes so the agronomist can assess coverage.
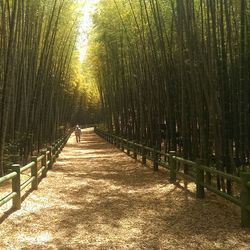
[0,128,250,250]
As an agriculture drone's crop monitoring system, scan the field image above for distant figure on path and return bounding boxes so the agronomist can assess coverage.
[74,125,81,143]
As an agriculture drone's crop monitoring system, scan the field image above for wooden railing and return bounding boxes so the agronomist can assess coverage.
[95,127,250,228]
[0,131,71,210]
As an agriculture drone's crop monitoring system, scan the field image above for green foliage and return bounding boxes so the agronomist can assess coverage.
[87,0,250,188]
[0,0,94,175]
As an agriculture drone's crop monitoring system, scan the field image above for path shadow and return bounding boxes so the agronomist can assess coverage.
[2,129,249,249]
[47,179,248,249]
[0,181,42,224]
[0,207,17,224]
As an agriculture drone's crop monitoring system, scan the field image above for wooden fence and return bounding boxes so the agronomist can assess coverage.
[95,127,250,228]
[0,131,71,210]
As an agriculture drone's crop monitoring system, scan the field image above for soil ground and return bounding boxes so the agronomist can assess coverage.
[0,128,250,250]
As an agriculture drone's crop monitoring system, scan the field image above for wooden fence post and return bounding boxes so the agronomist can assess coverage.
[153,149,158,171]
[196,159,205,199]
[142,146,146,164]
[12,164,21,210]
[127,141,130,155]
[59,139,62,151]
[48,146,53,169]
[31,156,38,190]
[116,137,119,148]
[240,172,250,227]
[169,151,176,183]
[52,143,56,162]
[64,134,68,146]
[57,141,62,155]
[133,142,137,159]
[118,138,122,149]
[41,150,47,178]
[121,139,124,151]
[55,142,59,158]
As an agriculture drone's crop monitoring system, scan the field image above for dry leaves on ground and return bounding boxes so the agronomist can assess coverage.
[0,128,250,250]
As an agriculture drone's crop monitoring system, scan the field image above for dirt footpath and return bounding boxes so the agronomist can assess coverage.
[0,128,250,250]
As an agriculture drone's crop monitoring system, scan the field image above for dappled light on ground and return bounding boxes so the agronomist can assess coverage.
[0,128,250,249]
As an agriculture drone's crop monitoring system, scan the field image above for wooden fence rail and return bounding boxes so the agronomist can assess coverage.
[95,127,250,228]
[0,130,71,211]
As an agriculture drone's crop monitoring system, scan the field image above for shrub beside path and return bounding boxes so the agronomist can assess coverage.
[0,128,250,249]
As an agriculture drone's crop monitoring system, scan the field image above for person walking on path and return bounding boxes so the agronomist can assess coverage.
[74,125,81,143]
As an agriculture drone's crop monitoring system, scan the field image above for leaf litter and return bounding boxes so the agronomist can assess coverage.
[0,128,250,250]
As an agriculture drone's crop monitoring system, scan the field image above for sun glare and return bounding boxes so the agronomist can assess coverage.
[78,0,100,62]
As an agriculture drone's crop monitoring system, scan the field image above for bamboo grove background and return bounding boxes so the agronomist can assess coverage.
[0,0,100,176]
[87,0,250,187]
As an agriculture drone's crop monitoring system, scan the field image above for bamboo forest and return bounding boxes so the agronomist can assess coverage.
[1,0,250,249]
[93,0,250,180]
